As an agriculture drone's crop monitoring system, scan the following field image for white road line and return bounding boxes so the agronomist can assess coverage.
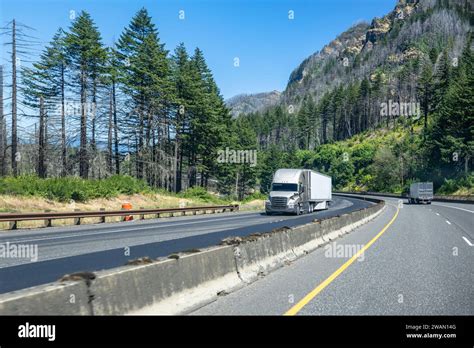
[432,203,474,213]
[446,220,451,225]
[462,236,473,246]
[435,213,440,216]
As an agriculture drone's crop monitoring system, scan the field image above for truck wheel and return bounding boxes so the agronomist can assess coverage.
[265,211,272,216]
[296,205,301,216]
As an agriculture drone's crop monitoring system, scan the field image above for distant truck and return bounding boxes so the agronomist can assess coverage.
[265,169,332,215]
[408,182,433,204]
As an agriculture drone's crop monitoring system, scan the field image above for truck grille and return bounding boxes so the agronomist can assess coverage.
[271,197,287,208]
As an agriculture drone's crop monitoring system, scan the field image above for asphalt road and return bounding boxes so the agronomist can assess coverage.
[193,196,474,315]
[0,195,370,294]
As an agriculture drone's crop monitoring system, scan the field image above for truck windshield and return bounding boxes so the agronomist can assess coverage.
[271,183,298,192]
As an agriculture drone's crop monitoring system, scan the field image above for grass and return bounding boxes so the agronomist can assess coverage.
[0,175,152,202]
[0,175,265,230]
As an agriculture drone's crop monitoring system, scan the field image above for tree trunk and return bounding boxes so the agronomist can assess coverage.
[137,106,144,179]
[61,64,67,176]
[174,132,180,193]
[0,64,6,176]
[11,19,18,176]
[79,69,88,179]
[107,89,113,174]
[90,82,97,178]
[112,81,120,175]
[38,96,46,178]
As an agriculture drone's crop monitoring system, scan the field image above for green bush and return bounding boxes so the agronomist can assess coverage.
[437,174,474,195]
[179,186,224,204]
[0,175,153,202]
[242,191,267,202]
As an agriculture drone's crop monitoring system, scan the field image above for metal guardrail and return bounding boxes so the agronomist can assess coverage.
[0,204,240,230]
[335,191,473,203]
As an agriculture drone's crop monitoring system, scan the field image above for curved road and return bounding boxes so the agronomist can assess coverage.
[192,195,474,315]
[0,195,370,293]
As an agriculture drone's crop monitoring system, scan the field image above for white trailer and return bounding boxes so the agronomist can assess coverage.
[309,170,332,210]
[409,182,433,204]
[265,169,332,215]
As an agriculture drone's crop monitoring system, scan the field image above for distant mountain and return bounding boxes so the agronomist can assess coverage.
[230,0,471,112]
[281,0,471,108]
[226,90,281,117]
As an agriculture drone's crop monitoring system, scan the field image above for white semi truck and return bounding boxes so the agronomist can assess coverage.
[265,169,332,215]
[408,182,433,204]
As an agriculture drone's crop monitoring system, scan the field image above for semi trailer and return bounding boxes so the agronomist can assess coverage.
[265,169,332,215]
[408,182,433,204]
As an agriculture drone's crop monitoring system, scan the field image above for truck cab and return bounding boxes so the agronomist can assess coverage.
[265,169,331,215]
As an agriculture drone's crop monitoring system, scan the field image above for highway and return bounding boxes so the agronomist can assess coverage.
[192,196,474,315]
[0,195,370,294]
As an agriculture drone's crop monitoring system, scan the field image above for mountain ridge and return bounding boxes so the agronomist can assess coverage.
[227,0,471,114]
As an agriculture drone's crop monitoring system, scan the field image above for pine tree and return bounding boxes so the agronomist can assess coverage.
[21,49,57,177]
[170,43,198,191]
[432,50,451,113]
[117,8,172,183]
[429,40,473,175]
[417,60,434,136]
[65,11,106,179]
[191,47,231,188]
[104,46,121,175]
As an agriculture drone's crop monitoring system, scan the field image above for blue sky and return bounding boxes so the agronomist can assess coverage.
[0,0,396,99]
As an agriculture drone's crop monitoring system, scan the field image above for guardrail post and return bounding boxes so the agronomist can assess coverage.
[44,210,52,228]
[156,213,160,219]
[121,208,126,222]
[100,208,106,223]
[9,221,17,230]
[140,207,145,220]
[192,210,197,215]
[74,209,81,225]
[181,210,186,216]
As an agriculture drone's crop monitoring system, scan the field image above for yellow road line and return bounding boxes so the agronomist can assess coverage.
[284,206,399,316]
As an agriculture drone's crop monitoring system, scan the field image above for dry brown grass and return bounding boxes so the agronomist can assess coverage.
[0,194,264,230]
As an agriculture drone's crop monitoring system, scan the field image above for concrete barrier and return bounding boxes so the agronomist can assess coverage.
[0,198,385,315]
[234,202,384,284]
[335,191,474,204]
[0,281,91,315]
[92,246,241,315]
